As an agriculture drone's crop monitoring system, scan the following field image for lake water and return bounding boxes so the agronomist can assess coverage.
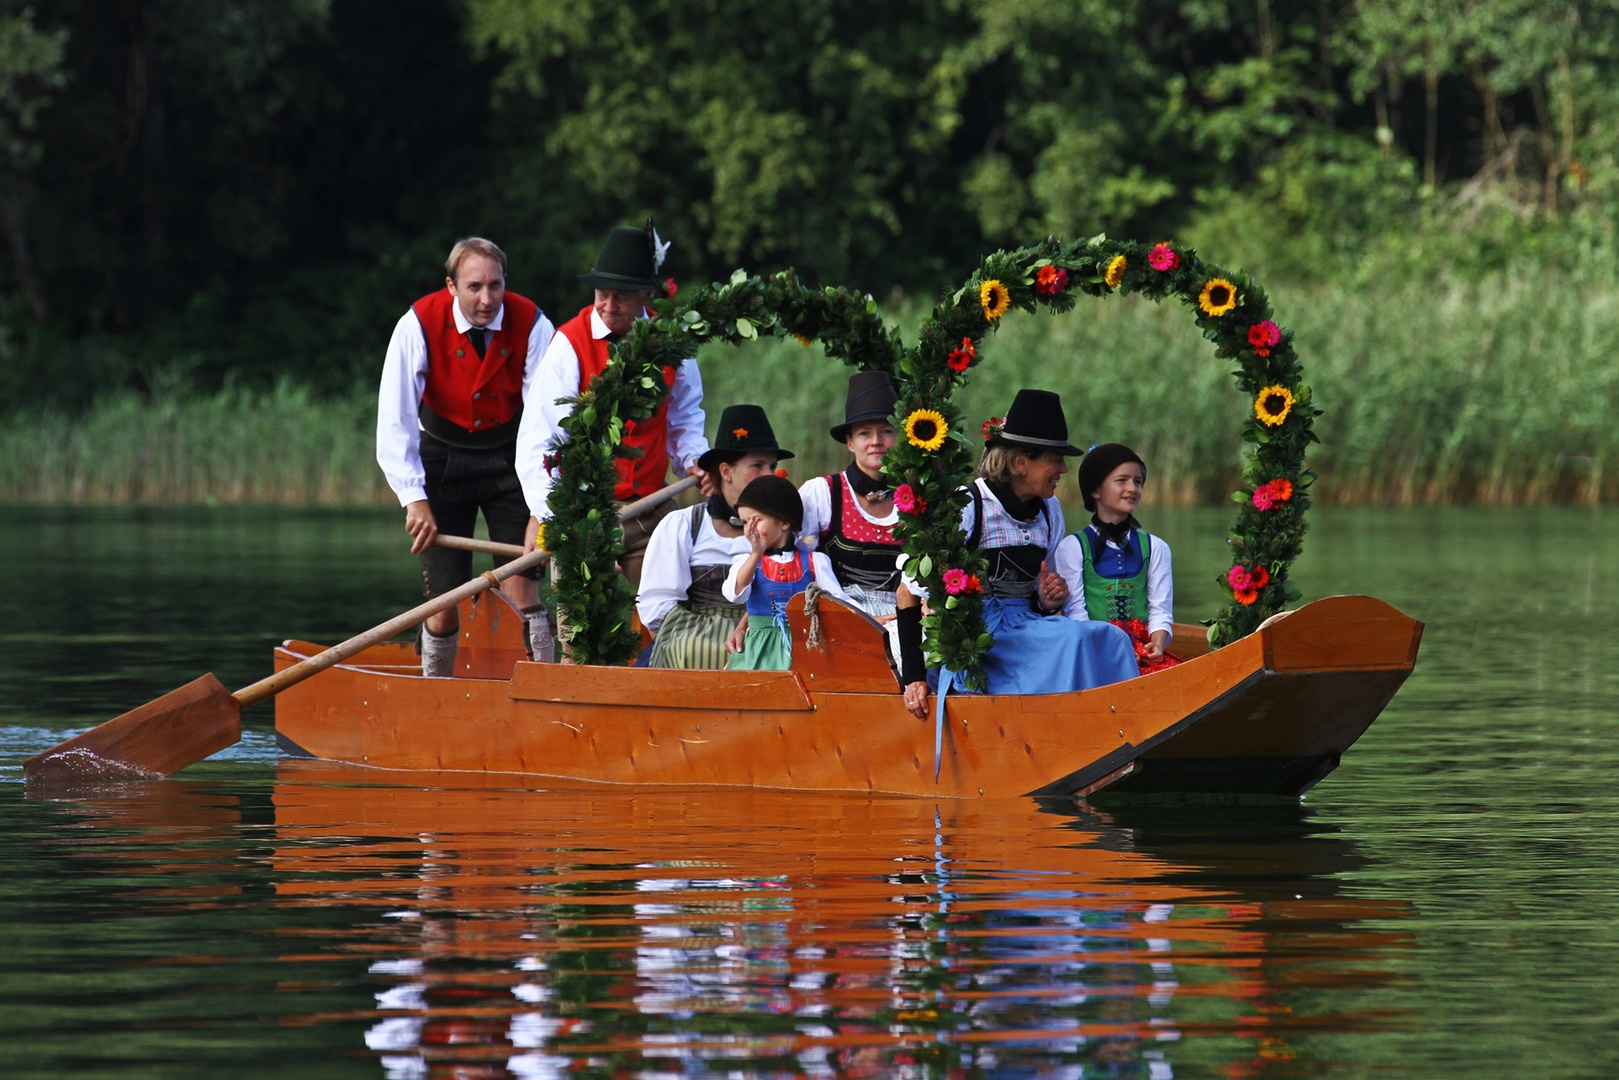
[3,504,1617,1078]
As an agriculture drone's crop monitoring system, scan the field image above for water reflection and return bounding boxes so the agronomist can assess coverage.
[120,763,1409,1079]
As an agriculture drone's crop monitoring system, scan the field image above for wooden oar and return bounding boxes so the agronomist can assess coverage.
[22,475,699,785]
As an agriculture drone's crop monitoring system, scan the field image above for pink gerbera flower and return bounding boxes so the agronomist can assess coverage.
[1148,243,1179,272]
[942,568,969,595]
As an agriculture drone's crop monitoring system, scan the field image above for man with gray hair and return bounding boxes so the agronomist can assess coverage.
[376,237,557,675]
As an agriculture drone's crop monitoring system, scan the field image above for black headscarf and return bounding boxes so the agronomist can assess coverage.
[1077,443,1147,512]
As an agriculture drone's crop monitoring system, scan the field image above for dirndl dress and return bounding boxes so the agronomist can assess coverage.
[726,544,815,671]
[646,563,744,669]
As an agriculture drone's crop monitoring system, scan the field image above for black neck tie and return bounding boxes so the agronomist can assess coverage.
[468,327,489,358]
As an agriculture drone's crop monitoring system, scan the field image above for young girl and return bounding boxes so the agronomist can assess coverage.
[721,475,849,671]
[1053,443,1177,672]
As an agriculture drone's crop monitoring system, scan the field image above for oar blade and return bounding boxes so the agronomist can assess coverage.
[23,673,242,785]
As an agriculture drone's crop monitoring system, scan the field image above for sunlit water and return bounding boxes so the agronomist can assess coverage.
[3,504,1617,1078]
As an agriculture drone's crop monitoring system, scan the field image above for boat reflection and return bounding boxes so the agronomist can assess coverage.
[262,761,1410,1078]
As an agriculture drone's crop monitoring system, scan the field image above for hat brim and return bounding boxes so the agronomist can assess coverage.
[829,409,897,443]
[697,447,795,474]
[987,434,1084,456]
[579,271,660,291]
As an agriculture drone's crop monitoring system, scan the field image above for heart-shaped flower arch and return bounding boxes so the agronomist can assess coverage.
[542,240,1317,682]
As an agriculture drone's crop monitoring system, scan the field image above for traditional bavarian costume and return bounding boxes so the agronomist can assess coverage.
[721,476,850,671]
[515,221,709,587]
[636,405,794,669]
[800,371,904,618]
[896,391,1136,697]
[1053,442,1176,670]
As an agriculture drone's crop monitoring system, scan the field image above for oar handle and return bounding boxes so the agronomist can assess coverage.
[432,474,700,561]
[236,474,703,710]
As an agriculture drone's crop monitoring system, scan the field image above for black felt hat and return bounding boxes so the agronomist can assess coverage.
[1077,443,1147,511]
[734,474,804,532]
[697,404,795,474]
[579,222,663,291]
[830,370,899,443]
[986,389,1083,456]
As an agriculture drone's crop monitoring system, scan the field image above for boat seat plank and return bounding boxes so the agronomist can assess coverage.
[509,664,813,711]
[786,592,898,692]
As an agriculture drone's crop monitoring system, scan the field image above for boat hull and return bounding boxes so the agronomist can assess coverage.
[272,593,1421,799]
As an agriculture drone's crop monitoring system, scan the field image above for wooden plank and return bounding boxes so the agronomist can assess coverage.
[786,591,898,692]
[1169,622,1212,660]
[456,592,530,680]
[509,663,813,711]
[1262,595,1423,673]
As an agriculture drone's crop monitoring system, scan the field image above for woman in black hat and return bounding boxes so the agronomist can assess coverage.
[799,370,904,619]
[637,404,794,669]
[894,389,1138,717]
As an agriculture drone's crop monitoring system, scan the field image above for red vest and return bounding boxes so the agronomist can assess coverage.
[559,305,676,501]
[412,289,538,438]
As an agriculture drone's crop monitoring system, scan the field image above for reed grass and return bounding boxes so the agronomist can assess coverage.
[3,273,1615,504]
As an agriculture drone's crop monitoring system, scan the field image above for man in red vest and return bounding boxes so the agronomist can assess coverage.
[517,222,711,587]
[377,237,557,676]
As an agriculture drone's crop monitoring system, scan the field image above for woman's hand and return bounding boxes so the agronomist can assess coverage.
[902,680,929,719]
[724,614,749,654]
[1036,560,1069,613]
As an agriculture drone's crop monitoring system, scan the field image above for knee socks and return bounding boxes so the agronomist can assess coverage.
[522,603,555,664]
[420,626,458,678]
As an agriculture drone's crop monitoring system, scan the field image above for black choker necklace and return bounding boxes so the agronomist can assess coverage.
[707,493,740,527]
[844,465,892,503]
[1090,513,1141,548]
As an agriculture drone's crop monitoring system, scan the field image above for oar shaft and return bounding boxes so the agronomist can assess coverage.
[233,546,548,709]
[432,475,700,560]
[242,474,702,711]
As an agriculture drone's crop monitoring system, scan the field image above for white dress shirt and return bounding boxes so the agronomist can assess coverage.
[900,479,1064,602]
[635,506,749,632]
[1052,530,1174,640]
[375,295,556,506]
[516,307,709,519]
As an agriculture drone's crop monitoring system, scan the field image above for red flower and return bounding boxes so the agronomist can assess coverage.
[981,416,1005,441]
[964,574,982,594]
[1270,478,1293,502]
[775,467,789,478]
[1228,563,1270,601]
[946,336,977,373]
[664,276,679,297]
[1235,588,1260,606]
[1248,319,1281,358]
[542,453,560,476]
[1148,243,1180,272]
[1251,565,1270,589]
[1034,265,1070,296]
[893,483,926,515]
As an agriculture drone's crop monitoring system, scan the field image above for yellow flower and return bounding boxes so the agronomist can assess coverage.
[794,333,812,348]
[979,279,1010,321]
[534,523,549,553]
[1198,277,1239,317]
[1254,385,1296,427]
[1104,254,1126,289]
[904,408,949,452]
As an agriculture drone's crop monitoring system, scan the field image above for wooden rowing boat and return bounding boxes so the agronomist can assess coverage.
[272,592,1421,799]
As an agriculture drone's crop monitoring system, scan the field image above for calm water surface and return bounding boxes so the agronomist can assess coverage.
[2,504,1617,1078]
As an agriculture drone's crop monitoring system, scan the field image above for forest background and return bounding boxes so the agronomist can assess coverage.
[1,0,1616,505]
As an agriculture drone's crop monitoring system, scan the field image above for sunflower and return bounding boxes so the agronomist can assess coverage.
[1198,277,1239,317]
[1254,384,1295,427]
[1104,254,1126,289]
[979,279,1011,321]
[904,408,949,452]
[533,523,549,553]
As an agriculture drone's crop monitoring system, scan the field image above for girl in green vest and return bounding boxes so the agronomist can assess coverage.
[1053,443,1177,671]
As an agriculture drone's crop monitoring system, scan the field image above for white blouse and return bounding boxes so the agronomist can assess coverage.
[798,473,899,546]
[1052,530,1174,640]
[635,507,748,632]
